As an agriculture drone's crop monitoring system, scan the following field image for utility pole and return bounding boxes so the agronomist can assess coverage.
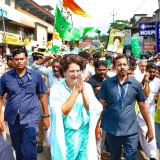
[111,9,117,23]
[111,9,117,29]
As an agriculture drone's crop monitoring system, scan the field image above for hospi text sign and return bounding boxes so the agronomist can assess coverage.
[139,22,155,36]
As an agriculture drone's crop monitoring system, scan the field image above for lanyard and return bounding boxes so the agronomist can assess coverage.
[118,83,128,107]
[16,73,32,87]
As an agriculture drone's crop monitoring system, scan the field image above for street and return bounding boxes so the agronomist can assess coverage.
[38,144,51,160]
[37,144,153,160]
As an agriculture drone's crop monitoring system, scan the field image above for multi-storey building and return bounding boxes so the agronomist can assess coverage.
[0,0,54,54]
[130,14,156,54]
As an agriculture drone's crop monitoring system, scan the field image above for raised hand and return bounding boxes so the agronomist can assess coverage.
[144,72,150,81]
[74,74,84,93]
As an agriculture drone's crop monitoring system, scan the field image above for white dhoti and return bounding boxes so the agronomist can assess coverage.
[138,109,157,159]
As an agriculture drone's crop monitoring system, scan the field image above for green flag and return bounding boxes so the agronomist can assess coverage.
[54,5,100,41]
[54,5,73,32]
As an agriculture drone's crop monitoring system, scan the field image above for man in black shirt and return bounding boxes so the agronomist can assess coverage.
[88,60,108,96]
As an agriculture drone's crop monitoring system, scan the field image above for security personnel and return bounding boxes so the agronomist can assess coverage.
[0,48,50,160]
[98,55,154,160]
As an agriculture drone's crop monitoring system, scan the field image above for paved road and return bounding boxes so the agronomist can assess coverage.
[38,146,151,160]
[38,144,51,160]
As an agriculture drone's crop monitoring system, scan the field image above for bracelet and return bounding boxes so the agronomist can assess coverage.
[42,115,50,119]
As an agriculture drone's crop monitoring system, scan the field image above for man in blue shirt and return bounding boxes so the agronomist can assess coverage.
[98,55,153,160]
[0,49,50,160]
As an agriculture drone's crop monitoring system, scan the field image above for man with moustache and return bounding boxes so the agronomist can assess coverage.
[78,51,95,81]
[88,60,108,97]
[98,55,154,160]
[88,60,108,160]
[0,49,50,160]
[138,63,160,160]
[66,41,79,54]
[32,55,63,152]
[134,59,147,83]
[32,56,63,89]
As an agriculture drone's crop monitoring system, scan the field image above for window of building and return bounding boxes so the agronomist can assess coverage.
[5,0,11,6]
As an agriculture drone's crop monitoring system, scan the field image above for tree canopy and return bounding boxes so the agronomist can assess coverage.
[108,20,130,31]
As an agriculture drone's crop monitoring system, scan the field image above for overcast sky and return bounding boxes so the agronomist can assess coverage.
[34,0,159,34]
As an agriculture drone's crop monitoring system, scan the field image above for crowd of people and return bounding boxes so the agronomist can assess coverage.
[0,43,159,160]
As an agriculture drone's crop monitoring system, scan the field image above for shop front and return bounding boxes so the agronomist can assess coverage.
[0,31,22,55]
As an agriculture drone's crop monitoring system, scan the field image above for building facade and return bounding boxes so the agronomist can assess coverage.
[0,0,54,54]
[130,11,160,54]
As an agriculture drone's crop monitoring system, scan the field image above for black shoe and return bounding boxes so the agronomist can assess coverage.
[37,144,43,153]
[150,158,156,160]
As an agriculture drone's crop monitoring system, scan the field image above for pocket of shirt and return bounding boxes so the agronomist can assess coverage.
[25,86,36,94]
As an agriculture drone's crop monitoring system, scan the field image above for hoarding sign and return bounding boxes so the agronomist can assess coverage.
[156,22,160,52]
[143,44,156,51]
[139,22,155,36]
[124,29,131,46]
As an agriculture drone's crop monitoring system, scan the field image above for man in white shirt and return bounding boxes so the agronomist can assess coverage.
[138,63,160,160]
[134,59,147,82]
[65,41,79,54]
[78,51,95,81]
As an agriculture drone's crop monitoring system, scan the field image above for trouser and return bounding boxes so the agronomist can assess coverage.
[105,132,110,152]
[155,123,160,160]
[107,133,138,160]
[0,134,15,160]
[8,115,37,160]
[155,122,160,149]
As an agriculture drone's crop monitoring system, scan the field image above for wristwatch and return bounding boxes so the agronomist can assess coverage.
[42,115,50,119]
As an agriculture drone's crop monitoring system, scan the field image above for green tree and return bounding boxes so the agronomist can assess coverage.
[108,20,130,31]
[82,35,90,41]
[99,34,108,43]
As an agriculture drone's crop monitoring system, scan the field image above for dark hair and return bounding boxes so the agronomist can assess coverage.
[113,36,121,43]
[94,60,108,69]
[129,65,135,71]
[146,62,157,70]
[12,48,27,58]
[0,53,3,57]
[6,55,13,62]
[32,52,44,61]
[93,52,101,59]
[69,41,75,45]
[60,54,84,73]
[113,55,128,65]
[52,58,61,64]
[105,54,112,60]
[88,56,93,62]
[78,51,91,59]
